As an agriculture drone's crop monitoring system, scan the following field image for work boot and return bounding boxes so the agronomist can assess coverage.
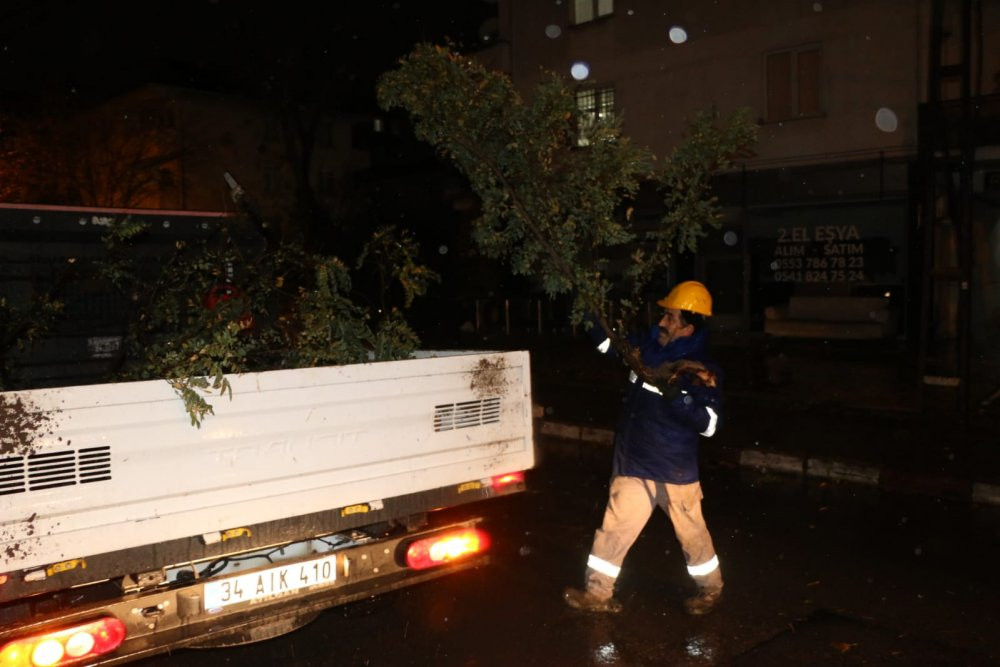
[563,587,623,613]
[684,588,722,616]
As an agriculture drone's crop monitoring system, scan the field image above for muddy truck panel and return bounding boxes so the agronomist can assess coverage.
[0,351,533,598]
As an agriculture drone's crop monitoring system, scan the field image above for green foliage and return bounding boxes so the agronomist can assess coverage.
[283,256,379,368]
[377,43,756,383]
[0,294,64,390]
[378,45,644,320]
[0,217,434,426]
[94,222,435,426]
[356,225,441,309]
[659,109,757,253]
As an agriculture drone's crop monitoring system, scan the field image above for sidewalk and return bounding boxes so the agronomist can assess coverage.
[526,335,1000,506]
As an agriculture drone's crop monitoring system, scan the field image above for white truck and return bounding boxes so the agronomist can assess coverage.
[0,350,535,665]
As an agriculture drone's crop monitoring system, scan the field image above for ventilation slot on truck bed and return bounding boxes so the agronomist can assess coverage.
[0,446,112,495]
[434,397,501,432]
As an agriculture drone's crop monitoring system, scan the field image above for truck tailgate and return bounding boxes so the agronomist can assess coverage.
[1,350,534,577]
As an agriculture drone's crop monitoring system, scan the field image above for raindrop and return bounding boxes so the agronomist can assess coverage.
[627,9,634,15]
[875,107,898,133]
[770,260,779,271]
[438,245,448,255]
[669,26,688,44]
[594,642,619,664]
[914,547,922,556]
[570,61,590,80]
[723,230,739,246]
[685,636,715,659]
[813,2,823,11]
[545,24,562,39]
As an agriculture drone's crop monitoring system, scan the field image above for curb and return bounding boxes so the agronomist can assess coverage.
[535,417,1000,507]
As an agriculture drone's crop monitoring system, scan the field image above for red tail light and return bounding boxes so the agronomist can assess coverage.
[490,471,525,490]
[0,617,126,667]
[404,528,490,570]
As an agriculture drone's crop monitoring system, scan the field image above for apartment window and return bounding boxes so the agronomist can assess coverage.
[575,86,615,147]
[572,0,613,25]
[765,46,822,121]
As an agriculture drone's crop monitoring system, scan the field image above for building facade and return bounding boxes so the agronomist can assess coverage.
[479,0,1000,404]
[77,85,373,238]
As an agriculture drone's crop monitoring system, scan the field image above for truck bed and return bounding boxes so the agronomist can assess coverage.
[0,350,534,598]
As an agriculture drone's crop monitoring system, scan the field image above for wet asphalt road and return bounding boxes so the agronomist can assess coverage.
[137,436,1000,666]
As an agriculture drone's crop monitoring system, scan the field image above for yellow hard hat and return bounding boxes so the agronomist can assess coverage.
[657,280,713,316]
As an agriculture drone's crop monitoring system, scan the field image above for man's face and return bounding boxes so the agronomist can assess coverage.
[657,308,694,346]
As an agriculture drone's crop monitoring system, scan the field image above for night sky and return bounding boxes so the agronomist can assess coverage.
[0,0,496,113]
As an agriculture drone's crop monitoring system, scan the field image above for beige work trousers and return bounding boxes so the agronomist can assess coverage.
[585,475,722,600]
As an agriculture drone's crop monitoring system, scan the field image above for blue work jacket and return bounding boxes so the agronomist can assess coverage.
[592,323,723,484]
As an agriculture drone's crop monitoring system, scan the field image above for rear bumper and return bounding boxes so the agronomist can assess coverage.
[1,519,489,665]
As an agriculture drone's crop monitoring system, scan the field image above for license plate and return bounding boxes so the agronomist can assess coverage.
[203,554,338,609]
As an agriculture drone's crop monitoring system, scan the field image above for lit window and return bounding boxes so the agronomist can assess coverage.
[572,0,613,25]
[575,86,615,146]
[765,45,821,121]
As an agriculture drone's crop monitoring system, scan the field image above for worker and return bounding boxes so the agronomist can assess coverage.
[563,280,724,615]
